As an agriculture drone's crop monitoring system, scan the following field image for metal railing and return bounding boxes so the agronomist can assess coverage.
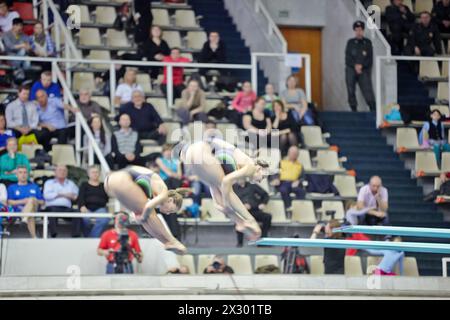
[376,55,450,127]
[0,212,114,239]
[354,0,391,56]
[0,55,111,175]
[253,0,287,54]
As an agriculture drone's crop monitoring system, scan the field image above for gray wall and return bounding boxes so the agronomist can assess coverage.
[261,0,327,27]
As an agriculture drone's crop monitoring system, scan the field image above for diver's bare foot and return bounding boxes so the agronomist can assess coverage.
[235,221,261,241]
[165,240,187,255]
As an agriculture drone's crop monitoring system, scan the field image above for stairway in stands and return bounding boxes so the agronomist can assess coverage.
[319,111,450,276]
[189,0,267,92]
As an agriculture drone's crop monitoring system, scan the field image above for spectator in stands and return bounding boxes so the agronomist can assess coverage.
[75,88,103,122]
[84,115,112,166]
[7,165,43,238]
[0,0,19,33]
[231,81,257,114]
[385,0,416,55]
[280,75,313,123]
[0,137,31,186]
[119,90,167,144]
[139,25,170,79]
[310,219,345,275]
[35,90,78,151]
[114,69,143,108]
[156,144,182,190]
[161,47,191,102]
[30,71,61,101]
[44,164,80,238]
[271,145,305,214]
[433,0,450,35]
[199,31,226,64]
[345,21,376,112]
[420,109,450,164]
[167,265,190,274]
[242,97,272,149]
[133,0,152,45]
[5,85,46,144]
[97,212,143,274]
[177,79,208,126]
[366,236,405,276]
[2,18,30,81]
[424,172,450,202]
[78,165,110,238]
[203,255,234,274]
[233,179,272,247]
[0,113,14,156]
[263,83,279,114]
[271,100,298,157]
[406,11,443,56]
[357,176,390,226]
[110,113,143,169]
[29,21,55,58]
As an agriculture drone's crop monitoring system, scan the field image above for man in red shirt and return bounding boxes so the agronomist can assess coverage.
[97,212,143,274]
[161,47,191,102]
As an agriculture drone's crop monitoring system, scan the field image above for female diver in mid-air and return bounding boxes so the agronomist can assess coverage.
[104,165,188,255]
[178,136,270,240]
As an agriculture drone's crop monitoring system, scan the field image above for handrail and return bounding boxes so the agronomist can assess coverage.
[254,0,287,54]
[376,54,450,127]
[46,0,82,60]
[355,0,391,56]
[52,62,111,173]
[0,212,114,239]
[0,55,252,69]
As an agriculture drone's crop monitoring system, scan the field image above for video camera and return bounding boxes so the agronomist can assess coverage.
[113,230,131,274]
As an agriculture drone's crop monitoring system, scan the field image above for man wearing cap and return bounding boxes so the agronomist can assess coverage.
[345,21,376,112]
[97,212,143,274]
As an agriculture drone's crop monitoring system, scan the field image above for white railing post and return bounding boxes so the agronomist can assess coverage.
[167,65,174,107]
[51,61,57,82]
[55,19,61,56]
[88,140,94,166]
[251,54,258,94]
[32,0,38,21]
[43,215,48,239]
[43,0,49,31]
[110,63,116,116]
[304,55,312,103]
[75,115,81,166]
[376,56,382,127]
[443,258,450,277]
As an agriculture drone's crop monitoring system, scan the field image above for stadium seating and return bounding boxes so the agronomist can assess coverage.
[301,126,329,149]
[309,255,325,275]
[333,175,357,198]
[227,255,253,275]
[51,144,77,166]
[265,200,288,223]
[254,255,279,270]
[291,200,317,224]
[396,128,421,152]
[177,254,196,274]
[415,151,441,176]
[152,9,171,27]
[344,256,363,276]
[197,254,215,274]
[318,201,345,221]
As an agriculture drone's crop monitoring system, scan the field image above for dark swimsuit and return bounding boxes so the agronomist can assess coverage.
[123,166,154,198]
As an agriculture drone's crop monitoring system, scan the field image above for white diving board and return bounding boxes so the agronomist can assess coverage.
[332,225,450,239]
[252,238,450,254]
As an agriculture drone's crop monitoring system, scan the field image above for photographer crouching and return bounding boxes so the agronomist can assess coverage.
[97,212,143,274]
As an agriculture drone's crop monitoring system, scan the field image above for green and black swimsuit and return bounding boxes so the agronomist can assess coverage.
[123,166,154,199]
[207,137,238,175]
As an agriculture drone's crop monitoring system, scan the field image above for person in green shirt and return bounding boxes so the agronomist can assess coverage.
[0,137,31,185]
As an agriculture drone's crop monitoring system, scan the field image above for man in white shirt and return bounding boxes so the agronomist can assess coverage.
[0,1,19,33]
[43,164,80,238]
[356,176,390,226]
[114,69,143,108]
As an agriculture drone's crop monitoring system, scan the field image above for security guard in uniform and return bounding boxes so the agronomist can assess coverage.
[345,21,376,112]
[406,11,443,57]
